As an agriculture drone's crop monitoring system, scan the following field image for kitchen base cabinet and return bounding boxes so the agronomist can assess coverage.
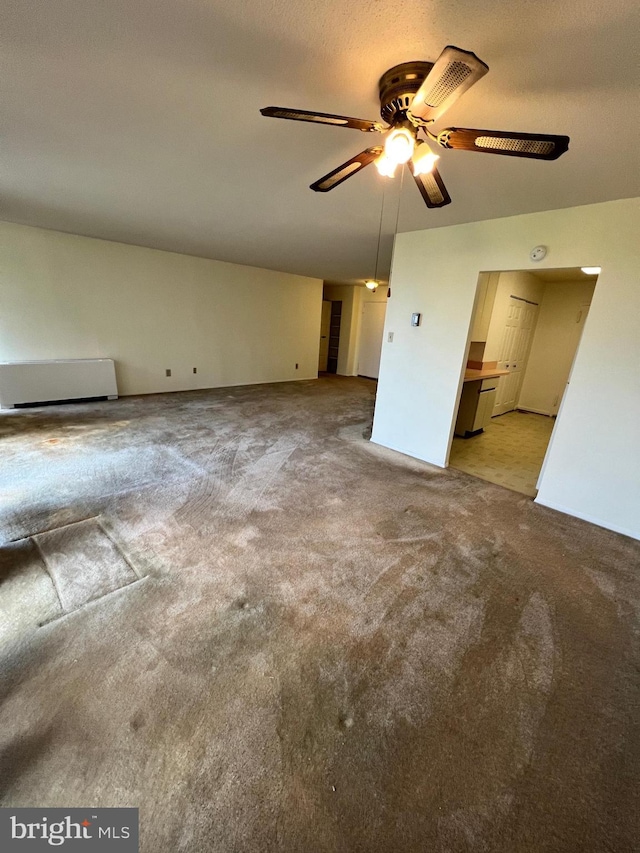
[455,378,498,437]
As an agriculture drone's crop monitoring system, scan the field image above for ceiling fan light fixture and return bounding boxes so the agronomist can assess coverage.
[411,141,439,176]
[581,266,601,275]
[383,127,415,165]
[261,45,570,212]
[365,280,379,291]
[375,153,397,178]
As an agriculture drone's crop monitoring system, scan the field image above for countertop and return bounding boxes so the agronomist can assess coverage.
[463,368,509,383]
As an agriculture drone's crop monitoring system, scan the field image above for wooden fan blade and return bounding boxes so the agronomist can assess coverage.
[437,128,570,160]
[408,162,452,208]
[310,147,383,192]
[260,107,382,132]
[408,46,489,124]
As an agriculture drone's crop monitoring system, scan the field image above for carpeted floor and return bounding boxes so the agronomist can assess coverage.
[1,377,639,852]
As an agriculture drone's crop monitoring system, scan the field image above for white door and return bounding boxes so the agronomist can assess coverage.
[358,302,386,379]
[493,297,538,416]
[318,300,331,371]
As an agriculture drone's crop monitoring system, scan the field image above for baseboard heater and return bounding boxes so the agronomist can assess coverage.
[0,359,118,409]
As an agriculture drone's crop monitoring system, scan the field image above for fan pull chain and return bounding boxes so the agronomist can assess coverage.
[373,184,385,284]
[393,167,404,245]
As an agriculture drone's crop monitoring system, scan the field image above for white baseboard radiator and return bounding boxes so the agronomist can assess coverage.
[0,359,118,409]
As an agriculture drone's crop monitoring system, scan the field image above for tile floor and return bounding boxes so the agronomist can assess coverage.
[449,410,556,496]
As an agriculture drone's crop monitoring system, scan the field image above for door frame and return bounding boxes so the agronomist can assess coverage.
[447,268,599,502]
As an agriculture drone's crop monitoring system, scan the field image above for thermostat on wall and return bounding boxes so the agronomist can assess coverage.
[411,313,421,327]
[530,245,547,262]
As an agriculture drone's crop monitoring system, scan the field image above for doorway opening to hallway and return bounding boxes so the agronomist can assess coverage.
[449,267,599,496]
[319,283,388,379]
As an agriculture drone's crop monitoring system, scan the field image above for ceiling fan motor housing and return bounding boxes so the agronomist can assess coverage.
[378,61,434,125]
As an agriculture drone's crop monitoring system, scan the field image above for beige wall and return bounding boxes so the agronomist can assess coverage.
[0,221,323,396]
[372,197,640,539]
[519,278,596,416]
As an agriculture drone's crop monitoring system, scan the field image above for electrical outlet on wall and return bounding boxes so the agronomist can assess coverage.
[295,363,299,369]
[193,367,197,374]
[388,332,394,343]
[166,369,172,377]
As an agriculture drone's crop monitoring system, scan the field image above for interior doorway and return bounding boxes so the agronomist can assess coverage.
[449,267,598,496]
[327,301,342,374]
[320,283,388,379]
[318,300,331,372]
[318,299,343,374]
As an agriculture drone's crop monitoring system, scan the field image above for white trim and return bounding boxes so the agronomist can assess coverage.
[534,496,639,541]
[516,406,553,417]
[369,438,446,469]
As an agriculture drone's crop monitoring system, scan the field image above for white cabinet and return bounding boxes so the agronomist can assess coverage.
[455,378,498,437]
[475,380,497,428]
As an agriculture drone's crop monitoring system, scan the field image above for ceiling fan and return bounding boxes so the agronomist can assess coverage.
[260,45,569,209]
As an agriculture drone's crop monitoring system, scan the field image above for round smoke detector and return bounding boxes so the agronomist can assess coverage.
[530,245,547,262]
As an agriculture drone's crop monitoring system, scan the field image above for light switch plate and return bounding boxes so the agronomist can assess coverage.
[411,313,421,327]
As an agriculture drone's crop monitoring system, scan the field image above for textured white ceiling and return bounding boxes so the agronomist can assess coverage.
[3,0,639,284]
